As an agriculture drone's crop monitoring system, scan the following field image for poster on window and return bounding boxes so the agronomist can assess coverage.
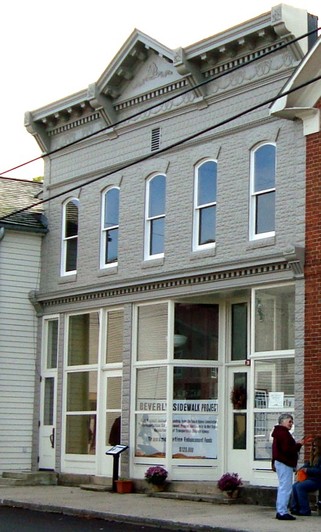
[135,400,218,459]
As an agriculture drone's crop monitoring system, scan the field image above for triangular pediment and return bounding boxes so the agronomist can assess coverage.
[96,29,178,101]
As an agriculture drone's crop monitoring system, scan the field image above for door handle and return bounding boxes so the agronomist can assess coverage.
[49,428,55,448]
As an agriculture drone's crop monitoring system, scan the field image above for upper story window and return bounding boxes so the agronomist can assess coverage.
[250,143,276,240]
[193,160,217,250]
[101,187,119,268]
[61,198,79,275]
[144,174,166,259]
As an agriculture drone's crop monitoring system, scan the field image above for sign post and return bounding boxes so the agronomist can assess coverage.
[105,444,128,491]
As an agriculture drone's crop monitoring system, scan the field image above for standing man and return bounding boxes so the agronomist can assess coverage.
[271,413,306,521]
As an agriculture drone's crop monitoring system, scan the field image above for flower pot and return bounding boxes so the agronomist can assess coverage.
[115,480,134,494]
[149,482,166,492]
[223,488,239,499]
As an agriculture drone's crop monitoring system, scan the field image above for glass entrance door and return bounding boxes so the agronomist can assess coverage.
[226,367,251,479]
[39,318,58,470]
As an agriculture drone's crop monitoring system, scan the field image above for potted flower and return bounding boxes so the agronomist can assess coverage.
[217,472,242,498]
[145,465,168,491]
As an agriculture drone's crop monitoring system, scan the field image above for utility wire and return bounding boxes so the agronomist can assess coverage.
[0,26,319,177]
[1,71,321,223]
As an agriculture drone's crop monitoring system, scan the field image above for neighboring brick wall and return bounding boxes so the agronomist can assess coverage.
[304,98,321,439]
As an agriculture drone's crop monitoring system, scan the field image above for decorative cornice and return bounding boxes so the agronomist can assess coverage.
[40,261,291,309]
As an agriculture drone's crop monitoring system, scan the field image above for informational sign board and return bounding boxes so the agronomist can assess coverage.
[136,400,218,459]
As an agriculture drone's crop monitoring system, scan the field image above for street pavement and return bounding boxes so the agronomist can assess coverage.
[0,485,320,532]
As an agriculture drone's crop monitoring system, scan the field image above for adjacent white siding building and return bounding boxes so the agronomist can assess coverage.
[0,178,46,472]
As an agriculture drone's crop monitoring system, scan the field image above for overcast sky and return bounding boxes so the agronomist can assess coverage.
[1,0,321,180]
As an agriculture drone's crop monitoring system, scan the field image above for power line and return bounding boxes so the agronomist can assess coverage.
[1,71,320,223]
[0,26,319,177]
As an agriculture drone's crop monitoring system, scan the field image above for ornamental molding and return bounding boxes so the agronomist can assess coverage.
[40,261,290,309]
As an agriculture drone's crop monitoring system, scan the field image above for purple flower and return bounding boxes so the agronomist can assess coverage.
[217,472,242,491]
[145,466,168,485]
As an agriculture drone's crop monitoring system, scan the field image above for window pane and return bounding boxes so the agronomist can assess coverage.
[233,413,246,449]
[105,228,118,263]
[67,371,97,411]
[107,413,121,446]
[231,303,247,361]
[106,310,124,364]
[65,200,79,237]
[135,367,167,458]
[136,367,167,407]
[66,238,78,272]
[174,303,219,360]
[231,372,247,409]
[254,359,294,406]
[104,188,119,228]
[66,414,96,454]
[106,376,122,409]
[199,205,216,245]
[256,191,275,234]
[137,304,167,361]
[254,411,281,460]
[255,286,294,352]
[173,367,218,400]
[198,161,217,205]
[254,145,275,192]
[68,313,99,365]
[44,377,54,425]
[47,320,58,369]
[149,174,165,217]
[150,218,164,255]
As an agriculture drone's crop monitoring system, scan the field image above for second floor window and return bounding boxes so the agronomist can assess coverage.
[193,160,217,250]
[61,198,79,275]
[145,174,166,259]
[101,187,119,267]
[250,143,276,240]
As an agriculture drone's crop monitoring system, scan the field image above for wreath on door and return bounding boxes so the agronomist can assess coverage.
[230,385,247,409]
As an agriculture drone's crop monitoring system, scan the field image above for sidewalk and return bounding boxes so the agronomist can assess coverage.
[0,485,320,532]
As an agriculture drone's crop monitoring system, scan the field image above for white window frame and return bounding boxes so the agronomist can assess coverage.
[100,186,120,269]
[249,143,276,241]
[193,159,217,251]
[61,198,79,276]
[144,173,166,260]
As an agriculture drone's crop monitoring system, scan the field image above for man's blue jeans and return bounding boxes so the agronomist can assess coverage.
[275,460,294,515]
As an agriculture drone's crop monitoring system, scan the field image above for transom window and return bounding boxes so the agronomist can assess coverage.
[101,187,119,267]
[144,174,166,259]
[193,160,217,250]
[250,143,276,240]
[61,198,79,275]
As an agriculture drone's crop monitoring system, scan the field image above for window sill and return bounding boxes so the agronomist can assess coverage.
[247,236,276,249]
[190,247,216,261]
[142,257,165,268]
[98,265,118,277]
[59,273,77,284]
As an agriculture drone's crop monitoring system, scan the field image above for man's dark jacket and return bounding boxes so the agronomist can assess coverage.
[272,425,302,468]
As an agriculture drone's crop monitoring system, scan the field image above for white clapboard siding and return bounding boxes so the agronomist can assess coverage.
[0,230,42,472]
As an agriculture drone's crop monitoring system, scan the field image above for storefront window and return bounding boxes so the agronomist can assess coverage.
[137,304,167,361]
[231,303,247,360]
[106,310,124,364]
[135,367,167,457]
[254,358,294,460]
[68,312,99,365]
[174,303,218,360]
[173,367,218,459]
[254,285,294,352]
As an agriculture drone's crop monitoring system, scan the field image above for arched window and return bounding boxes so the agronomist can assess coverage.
[61,198,79,275]
[145,174,166,259]
[250,143,276,239]
[193,160,217,250]
[101,187,120,267]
